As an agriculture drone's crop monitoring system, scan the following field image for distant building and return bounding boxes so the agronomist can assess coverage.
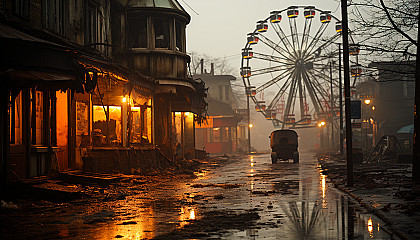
[194,69,244,153]
[355,61,415,151]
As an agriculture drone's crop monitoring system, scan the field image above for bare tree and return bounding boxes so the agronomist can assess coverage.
[189,51,236,75]
[350,0,418,63]
[350,0,420,182]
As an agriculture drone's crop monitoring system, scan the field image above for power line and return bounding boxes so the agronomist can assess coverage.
[179,0,199,15]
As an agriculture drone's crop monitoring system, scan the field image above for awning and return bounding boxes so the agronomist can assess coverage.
[397,124,414,134]
[0,23,85,91]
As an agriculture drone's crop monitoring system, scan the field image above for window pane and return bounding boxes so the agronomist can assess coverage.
[154,18,171,49]
[222,127,229,142]
[129,16,148,48]
[93,105,122,145]
[130,107,141,143]
[175,21,183,52]
[213,127,221,142]
[35,91,43,145]
[154,0,173,8]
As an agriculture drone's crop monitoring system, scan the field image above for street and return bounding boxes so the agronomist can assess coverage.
[1,151,392,239]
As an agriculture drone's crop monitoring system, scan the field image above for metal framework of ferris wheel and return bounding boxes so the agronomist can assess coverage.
[240,6,360,129]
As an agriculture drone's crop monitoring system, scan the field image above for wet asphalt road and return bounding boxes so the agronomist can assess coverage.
[1,151,393,239]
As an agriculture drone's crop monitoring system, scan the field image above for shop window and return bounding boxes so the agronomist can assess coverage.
[128,16,148,49]
[130,106,142,143]
[14,0,29,18]
[35,91,44,145]
[221,127,229,143]
[154,18,171,49]
[146,107,152,143]
[93,105,121,146]
[10,92,23,145]
[42,0,67,35]
[175,21,183,52]
[213,127,221,142]
[231,127,236,141]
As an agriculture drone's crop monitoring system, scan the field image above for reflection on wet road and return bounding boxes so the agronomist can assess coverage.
[0,151,393,239]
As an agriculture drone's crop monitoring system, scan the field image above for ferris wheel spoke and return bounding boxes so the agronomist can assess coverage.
[297,71,305,118]
[300,17,314,53]
[255,68,294,93]
[302,22,329,57]
[311,68,340,88]
[252,65,293,77]
[305,33,341,58]
[306,71,332,109]
[301,70,324,116]
[307,70,331,98]
[258,34,292,60]
[253,52,293,64]
[267,72,294,110]
[271,23,295,56]
[283,71,299,120]
[289,18,300,53]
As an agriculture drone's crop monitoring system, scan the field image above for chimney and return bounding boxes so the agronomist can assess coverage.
[200,59,204,75]
[211,63,214,75]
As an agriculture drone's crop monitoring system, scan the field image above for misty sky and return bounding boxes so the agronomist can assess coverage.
[185,0,342,72]
[183,0,343,150]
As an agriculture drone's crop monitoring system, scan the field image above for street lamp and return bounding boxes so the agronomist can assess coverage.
[364,99,371,105]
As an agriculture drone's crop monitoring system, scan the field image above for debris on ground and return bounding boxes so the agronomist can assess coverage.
[317,153,420,240]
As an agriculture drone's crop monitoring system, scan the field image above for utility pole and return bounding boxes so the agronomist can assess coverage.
[339,44,344,155]
[341,0,354,186]
[413,2,420,182]
[247,92,251,154]
[330,62,335,151]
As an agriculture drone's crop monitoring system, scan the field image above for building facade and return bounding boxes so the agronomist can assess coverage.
[194,71,243,154]
[0,0,206,188]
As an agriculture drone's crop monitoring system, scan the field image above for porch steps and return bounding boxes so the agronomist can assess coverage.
[58,170,124,186]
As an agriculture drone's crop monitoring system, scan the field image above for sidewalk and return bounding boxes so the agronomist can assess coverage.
[318,154,420,240]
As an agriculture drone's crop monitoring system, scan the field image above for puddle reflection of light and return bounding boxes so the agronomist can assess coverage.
[377,222,380,233]
[320,173,326,208]
[251,180,254,190]
[250,169,254,173]
[251,162,254,167]
[250,156,254,162]
[368,217,373,238]
[190,209,196,220]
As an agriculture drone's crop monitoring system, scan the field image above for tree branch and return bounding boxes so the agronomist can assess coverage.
[379,0,418,46]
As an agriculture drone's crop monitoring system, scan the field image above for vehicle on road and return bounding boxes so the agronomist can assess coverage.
[270,130,299,164]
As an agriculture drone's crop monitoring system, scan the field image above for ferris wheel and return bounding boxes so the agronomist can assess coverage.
[240,6,359,129]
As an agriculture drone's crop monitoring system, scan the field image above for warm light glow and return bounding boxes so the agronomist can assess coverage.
[250,156,254,161]
[364,99,371,105]
[370,118,375,124]
[185,112,190,116]
[122,97,127,103]
[368,217,373,235]
[372,106,376,111]
[249,123,253,128]
[189,209,196,220]
[251,162,254,167]
[318,121,326,127]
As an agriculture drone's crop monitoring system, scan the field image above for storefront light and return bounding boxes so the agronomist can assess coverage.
[185,112,190,116]
[122,96,127,103]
